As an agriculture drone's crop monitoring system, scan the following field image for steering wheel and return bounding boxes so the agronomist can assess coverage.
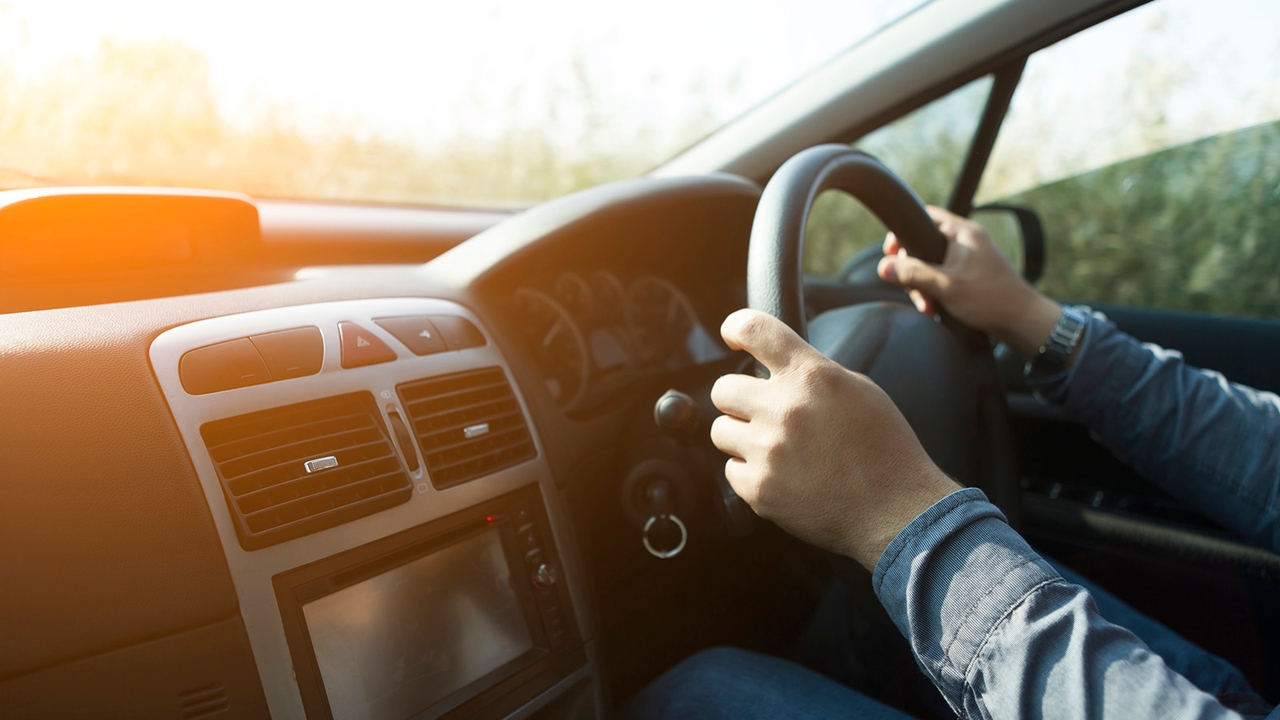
[747,144,1020,521]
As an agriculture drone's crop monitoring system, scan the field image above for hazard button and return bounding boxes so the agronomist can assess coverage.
[338,321,397,368]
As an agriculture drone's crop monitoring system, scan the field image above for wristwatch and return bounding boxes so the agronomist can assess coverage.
[1027,306,1089,376]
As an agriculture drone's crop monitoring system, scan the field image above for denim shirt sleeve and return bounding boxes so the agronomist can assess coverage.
[873,488,1244,720]
[1027,308,1280,552]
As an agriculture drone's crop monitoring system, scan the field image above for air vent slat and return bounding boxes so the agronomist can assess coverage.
[242,471,408,533]
[399,367,536,489]
[225,438,395,497]
[179,682,230,719]
[425,430,533,473]
[204,409,372,461]
[201,392,412,550]
[418,417,528,456]
[413,406,523,446]
[235,455,402,513]
[220,427,384,482]
[404,391,515,426]
[400,377,509,406]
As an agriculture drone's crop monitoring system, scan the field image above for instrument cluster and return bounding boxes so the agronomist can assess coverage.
[512,270,725,412]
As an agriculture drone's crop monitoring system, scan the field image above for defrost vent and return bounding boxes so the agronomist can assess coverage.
[200,392,412,550]
[398,367,536,489]
[178,682,229,719]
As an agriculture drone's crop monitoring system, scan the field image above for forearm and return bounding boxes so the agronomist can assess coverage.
[1029,311,1280,552]
[873,489,1241,720]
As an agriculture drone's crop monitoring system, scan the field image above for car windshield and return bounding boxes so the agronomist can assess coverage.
[0,0,929,208]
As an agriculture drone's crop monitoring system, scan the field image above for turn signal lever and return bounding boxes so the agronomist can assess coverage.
[652,388,754,537]
[654,389,700,445]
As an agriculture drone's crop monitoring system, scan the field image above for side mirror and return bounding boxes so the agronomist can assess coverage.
[970,204,1045,284]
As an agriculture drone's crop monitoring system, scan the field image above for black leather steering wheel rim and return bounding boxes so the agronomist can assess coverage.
[745,144,1022,529]
[747,144,948,340]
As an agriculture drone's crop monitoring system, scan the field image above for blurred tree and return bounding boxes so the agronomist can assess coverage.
[0,39,719,207]
[1003,121,1280,318]
[803,76,992,278]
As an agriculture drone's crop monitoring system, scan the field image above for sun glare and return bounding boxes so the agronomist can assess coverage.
[0,0,926,206]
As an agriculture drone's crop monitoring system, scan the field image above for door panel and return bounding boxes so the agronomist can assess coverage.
[1002,304,1280,701]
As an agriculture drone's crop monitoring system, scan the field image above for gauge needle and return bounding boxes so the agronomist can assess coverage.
[542,319,564,349]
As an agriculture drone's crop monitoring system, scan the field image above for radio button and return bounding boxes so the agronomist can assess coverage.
[546,613,567,645]
[517,524,538,549]
[250,326,323,380]
[374,316,447,356]
[533,563,558,588]
[179,338,271,394]
[429,315,486,350]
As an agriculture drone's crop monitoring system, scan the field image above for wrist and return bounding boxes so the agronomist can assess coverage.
[853,465,960,571]
[994,290,1062,360]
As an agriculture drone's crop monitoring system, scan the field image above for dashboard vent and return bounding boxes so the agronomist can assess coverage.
[398,367,536,488]
[200,392,412,550]
[178,682,229,719]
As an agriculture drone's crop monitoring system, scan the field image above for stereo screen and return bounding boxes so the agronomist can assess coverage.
[303,527,535,720]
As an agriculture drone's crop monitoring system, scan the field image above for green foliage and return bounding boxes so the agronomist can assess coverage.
[802,77,991,277]
[0,40,713,207]
[999,120,1280,318]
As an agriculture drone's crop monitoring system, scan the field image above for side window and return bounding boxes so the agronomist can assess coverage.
[803,75,993,278]
[978,0,1280,318]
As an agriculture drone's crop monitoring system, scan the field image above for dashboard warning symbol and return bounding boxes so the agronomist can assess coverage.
[338,321,396,368]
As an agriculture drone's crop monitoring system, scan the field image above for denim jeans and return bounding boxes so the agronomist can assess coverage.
[619,646,915,720]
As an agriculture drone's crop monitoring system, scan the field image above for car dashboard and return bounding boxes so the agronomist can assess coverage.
[0,174,761,719]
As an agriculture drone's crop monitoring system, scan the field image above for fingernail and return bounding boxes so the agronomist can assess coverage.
[880,258,897,282]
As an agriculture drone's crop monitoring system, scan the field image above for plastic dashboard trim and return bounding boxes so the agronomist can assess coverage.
[149,297,594,719]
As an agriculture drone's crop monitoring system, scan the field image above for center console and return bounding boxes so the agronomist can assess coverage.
[150,298,597,720]
[276,485,582,720]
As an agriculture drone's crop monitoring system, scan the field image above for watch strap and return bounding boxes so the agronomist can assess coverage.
[1029,306,1088,376]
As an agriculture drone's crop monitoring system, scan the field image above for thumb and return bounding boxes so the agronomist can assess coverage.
[721,309,819,376]
[877,252,951,299]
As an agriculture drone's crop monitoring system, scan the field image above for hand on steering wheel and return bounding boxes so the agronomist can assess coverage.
[709,309,958,571]
[708,144,1023,565]
[877,206,1062,359]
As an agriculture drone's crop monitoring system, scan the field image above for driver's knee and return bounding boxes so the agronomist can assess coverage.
[617,646,914,720]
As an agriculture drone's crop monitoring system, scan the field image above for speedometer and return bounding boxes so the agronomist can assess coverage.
[513,288,589,410]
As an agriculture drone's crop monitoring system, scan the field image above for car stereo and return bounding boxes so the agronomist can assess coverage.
[274,485,583,720]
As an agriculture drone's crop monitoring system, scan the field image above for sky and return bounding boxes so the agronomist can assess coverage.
[980,0,1280,198]
[0,0,928,152]
[2,0,1277,204]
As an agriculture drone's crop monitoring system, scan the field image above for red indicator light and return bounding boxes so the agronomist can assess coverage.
[486,514,502,524]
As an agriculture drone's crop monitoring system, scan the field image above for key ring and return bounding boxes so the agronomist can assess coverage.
[642,513,688,559]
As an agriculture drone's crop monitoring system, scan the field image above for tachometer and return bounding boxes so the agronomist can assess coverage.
[513,288,589,410]
[553,272,594,319]
[588,270,625,323]
[624,275,700,364]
